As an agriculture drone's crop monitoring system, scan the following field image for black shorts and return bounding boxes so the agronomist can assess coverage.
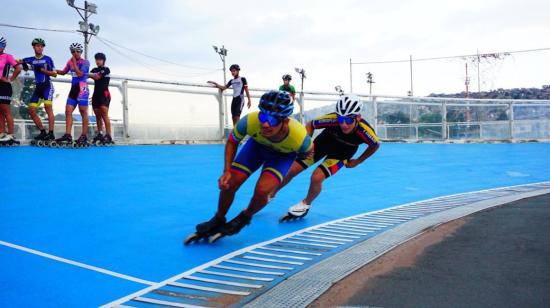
[231,96,244,117]
[92,90,111,109]
[0,81,13,104]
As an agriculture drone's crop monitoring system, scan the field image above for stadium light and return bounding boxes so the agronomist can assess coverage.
[67,1,100,60]
[213,44,229,127]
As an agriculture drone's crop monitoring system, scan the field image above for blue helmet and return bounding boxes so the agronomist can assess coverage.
[0,36,6,48]
[259,90,294,118]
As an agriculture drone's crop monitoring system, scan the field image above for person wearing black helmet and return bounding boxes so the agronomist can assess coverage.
[279,74,296,101]
[184,90,313,244]
[88,52,113,145]
[207,64,252,125]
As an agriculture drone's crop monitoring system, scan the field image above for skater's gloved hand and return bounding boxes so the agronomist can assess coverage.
[345,159,360,168]
[218,170,232,190]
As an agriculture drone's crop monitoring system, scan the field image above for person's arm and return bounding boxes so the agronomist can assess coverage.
[72,58,84,78]
[207,80,228,91]
[245,86,252,108]
[55,60,70,75]
[10,64,22,82]
[306,120,314,136]
[346,122,381,168]
[218,115,248,189]
[40,57,57,77]
[218,139,239,190]
[345,143,379,168]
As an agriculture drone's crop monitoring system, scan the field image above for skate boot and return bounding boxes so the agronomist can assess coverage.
[53,134,73,148]
[209,211,251,243]
[103,134,114,146]
[184,215,226,245]
[280,201,311,222]
[43,132,55,147]
[92,133,104,146]
[0,134,19,147]
[75,134,89,148]
[31,130,47,146]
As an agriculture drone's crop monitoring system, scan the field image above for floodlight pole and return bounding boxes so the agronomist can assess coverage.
[67,0,99,61]
[295,67,306,124]
[213,45,228,128]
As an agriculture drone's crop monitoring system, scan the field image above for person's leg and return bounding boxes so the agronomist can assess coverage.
[0,104,13,134]
[231,97,243,126]
[44,104,55,132]
[303,159,345,205]
[270,162,307,198]
[243,152,297,217]
[65,104,75,135]
[44,85,55,132]
[0,108,5,134]
[29,105,44,130]
[2,104,14,134]
[216,171,248,219]
[93,107,103,134]
[101,105,111,136]
[79,105,89,136]
[242,172,282,217]
[216,138,264,219]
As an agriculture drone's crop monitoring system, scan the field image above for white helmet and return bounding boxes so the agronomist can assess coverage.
[336,95,363,116]
[69,42,83,52]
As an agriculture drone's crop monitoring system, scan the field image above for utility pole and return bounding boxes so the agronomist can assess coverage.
[295,67,306,124]
[409,55,413,96]
[349,58,353,93]
[476,48,481,93]
[213,45,228,127]
[465,62,470,98]
[366,72,375,95]
[66,0,100,61]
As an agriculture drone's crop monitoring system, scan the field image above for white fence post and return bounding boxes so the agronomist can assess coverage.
[442,102,448,140]
[121,80,130,140]
[218,89,225,140]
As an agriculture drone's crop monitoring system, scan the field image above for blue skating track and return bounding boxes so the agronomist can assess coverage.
[1,143,549,307]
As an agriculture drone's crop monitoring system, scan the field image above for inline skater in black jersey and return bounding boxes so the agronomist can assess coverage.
[207,64,252,125]
[88,52,113,145]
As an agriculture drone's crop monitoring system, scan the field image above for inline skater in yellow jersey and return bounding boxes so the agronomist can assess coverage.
[273,94,380,222]
[185,90,313,244]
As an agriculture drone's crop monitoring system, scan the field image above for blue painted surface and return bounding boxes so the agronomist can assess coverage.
[1,143,549,307]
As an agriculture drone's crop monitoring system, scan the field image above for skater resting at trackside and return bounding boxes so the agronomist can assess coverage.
[185,90,313,244]
[272,94,380,222]
[0,36,22,146]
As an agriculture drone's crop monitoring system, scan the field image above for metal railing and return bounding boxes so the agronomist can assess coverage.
[9,75,550,143]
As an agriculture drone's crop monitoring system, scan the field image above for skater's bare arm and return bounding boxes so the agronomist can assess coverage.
[245,86,252,108]
[346,143,379,168]
[306,121,315,136]
[219,139,239,189]
[207,81,228,91]
[9,64,22,82]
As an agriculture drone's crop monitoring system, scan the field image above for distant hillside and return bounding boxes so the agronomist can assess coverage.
[429,85,550,100]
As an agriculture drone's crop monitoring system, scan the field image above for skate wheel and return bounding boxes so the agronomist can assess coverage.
[208,233,224,244]
[37,140,44,147]
[183,233,202,245]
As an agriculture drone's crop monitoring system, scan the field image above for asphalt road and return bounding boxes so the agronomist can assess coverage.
[344,194,550,308]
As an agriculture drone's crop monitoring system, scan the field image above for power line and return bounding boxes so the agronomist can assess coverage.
[1,22,220,72]
[97,36,219,71]
[352,47,550,65]
[0,23,76,33]
[95,37,219,78]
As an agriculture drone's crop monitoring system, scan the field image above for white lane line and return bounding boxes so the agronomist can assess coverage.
[0,240,155,286]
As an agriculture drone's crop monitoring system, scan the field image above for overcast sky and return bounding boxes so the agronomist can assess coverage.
[2,0,549,97]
